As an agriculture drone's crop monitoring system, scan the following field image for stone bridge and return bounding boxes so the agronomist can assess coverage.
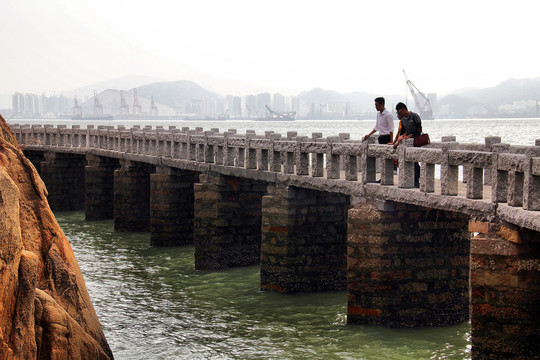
[10,123,540,359]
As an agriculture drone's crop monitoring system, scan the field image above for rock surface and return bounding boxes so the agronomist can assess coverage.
[0,115,113,359]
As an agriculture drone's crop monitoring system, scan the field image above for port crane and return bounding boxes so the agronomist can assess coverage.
[93,90,103,117]
[119,90,129,117]
[72,96,82,118]
[403,70,433,119]
[264,105,296,120]
[150,95,158,117]
[132,88,142,117]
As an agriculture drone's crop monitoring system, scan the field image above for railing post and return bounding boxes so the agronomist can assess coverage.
[204,132,215,164]
[523,146,540,210]
[398,138,415,188]
[270,134,282,172]
[224,133,236,167]
[360,138,372,184]
[491,143,510,203]
[246,134,257,169]
[484,136,501,185]
[296,136,309,176]
[441,142,459,195]
[327,136,340,179]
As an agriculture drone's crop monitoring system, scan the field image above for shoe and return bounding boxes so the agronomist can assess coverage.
[375,180,381,183]
[414,183,420,188]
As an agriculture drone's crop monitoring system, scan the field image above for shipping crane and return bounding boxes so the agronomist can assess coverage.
[262,105,296,121]
[132,88,142,117]
[120,90,129,117]
[403,70,433,119]
[72,96,82,118]
[150,95,158,117]
[93,90,103,117]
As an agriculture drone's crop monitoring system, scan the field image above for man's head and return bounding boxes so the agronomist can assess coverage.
[375,97,385,112]
[395,102,409,117]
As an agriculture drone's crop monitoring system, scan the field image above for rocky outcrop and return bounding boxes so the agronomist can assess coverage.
[0,114,112,359]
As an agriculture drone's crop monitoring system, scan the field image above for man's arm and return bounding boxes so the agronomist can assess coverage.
[363,129,376,141]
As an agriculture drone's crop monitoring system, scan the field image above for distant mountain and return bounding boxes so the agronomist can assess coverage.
[458,77,540,106]
[440,77,540,117]
[24,74,540,119]
[137,80,220,110]
[63,75,168,98]
[438,94,493,117]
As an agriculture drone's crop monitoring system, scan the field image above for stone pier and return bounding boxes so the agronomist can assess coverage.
[260,185,350,293]
[85,154,120,220]
[114,160,155,232]
[470,220,540,359]
[347,201,470,327]
[39,152,86,211]
[150,167,199,246]
[194,173,268,269]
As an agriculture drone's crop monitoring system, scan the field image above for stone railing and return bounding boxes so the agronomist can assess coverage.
[10,124,540,217]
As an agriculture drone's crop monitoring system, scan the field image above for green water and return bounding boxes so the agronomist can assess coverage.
[57,211,471,360]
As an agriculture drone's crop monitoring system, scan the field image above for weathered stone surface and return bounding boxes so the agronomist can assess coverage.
[261,185,349,293]
[347,201,471,327]
[0,115,112,359]
[471,232,540,359]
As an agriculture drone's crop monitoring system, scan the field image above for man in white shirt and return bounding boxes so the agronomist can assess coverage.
[363,97,394,144]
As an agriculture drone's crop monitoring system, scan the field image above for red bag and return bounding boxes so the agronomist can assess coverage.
[414,133,430,147]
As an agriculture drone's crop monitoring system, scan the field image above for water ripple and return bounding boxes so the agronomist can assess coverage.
[57,211,471,360]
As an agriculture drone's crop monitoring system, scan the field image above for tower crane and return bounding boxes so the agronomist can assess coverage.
[120,90,129,117]
[72,96,82,118]
[132,88,142,117]
[403,70,433,119]
[150,95,158,117]
[93,90,103,117]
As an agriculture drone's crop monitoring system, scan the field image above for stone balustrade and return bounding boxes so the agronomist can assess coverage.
[10,123,540,231]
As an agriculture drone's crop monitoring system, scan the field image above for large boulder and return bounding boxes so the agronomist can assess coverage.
[0,115,113,359]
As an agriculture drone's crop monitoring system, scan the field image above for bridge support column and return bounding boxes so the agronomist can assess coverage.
[260,185,349,293]
[194,173,267,269]
[150,167,199,246]
[85,154,120,220]
[347,201,470,326]
[114,160,155,231]
[40,152,86,211]
[470,221,539,359]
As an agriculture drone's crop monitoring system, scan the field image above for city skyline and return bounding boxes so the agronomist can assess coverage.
[2,1,539,99]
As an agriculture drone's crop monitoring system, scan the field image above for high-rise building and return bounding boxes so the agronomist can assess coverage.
[245,95,256,118]
[273,92,285,111]
[256,92,271,115]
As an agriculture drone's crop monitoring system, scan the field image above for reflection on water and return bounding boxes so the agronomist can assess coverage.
[58,212,471,360]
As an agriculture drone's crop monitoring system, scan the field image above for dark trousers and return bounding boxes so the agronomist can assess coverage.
[378,134,391,144]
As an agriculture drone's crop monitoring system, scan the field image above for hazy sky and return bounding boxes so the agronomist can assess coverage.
[2,0,539,97]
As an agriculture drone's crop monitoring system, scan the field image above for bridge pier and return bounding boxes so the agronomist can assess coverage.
[150,167,199,246]
[85,154,120,220]
[194,173,267,269]
[260,185,349,293]
[114,160,155,231]
[40,152,86,211]
[470,221,540,359]
[347,201,470,327]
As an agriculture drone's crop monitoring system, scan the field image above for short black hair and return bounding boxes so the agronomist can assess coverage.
[395,102,408,111]
[374,97,385,106]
